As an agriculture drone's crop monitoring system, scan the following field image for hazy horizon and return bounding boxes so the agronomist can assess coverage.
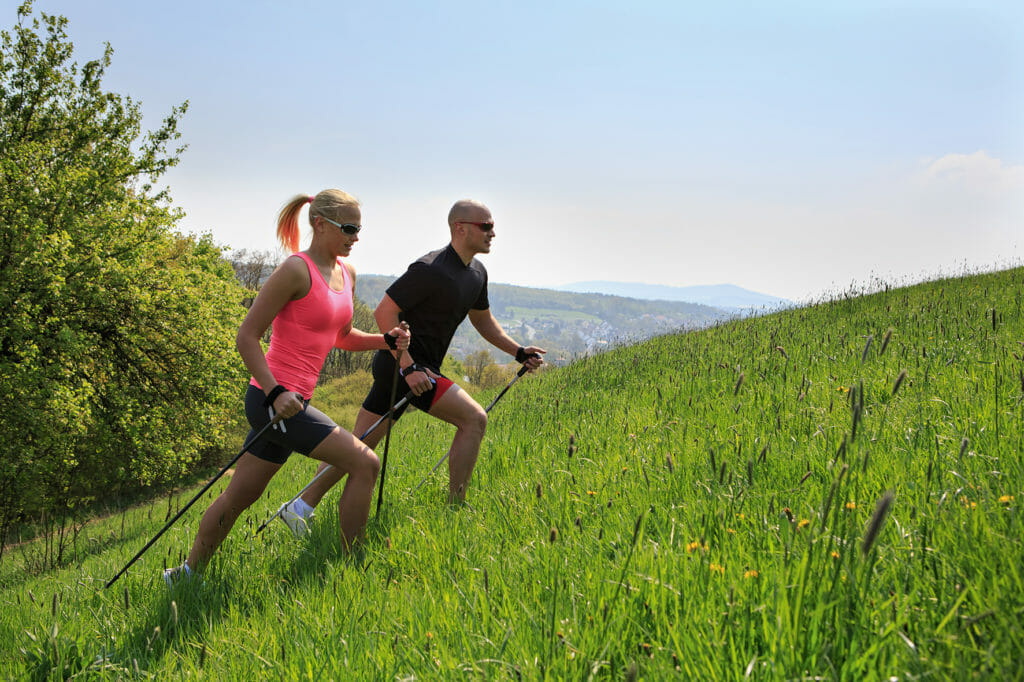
[38,1,1024,302]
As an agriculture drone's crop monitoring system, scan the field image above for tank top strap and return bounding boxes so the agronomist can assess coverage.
[292,252,347,294]
[336,257,351,293]
[292,251,319,288]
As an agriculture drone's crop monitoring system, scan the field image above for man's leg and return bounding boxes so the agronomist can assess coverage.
[427,386,487,503]
[298,408,390,509]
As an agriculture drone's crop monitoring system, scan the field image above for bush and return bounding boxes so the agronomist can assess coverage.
[0,3,246,562]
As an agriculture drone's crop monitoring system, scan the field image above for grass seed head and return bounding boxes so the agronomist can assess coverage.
[880,328,893,354]
[862,490,895,556]
[892,369,908,396]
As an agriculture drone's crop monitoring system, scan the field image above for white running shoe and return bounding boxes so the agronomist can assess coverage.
[277,500,313,539]
[162,563,192,588]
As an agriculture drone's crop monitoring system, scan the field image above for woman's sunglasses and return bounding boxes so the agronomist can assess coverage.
[320,215,361,235]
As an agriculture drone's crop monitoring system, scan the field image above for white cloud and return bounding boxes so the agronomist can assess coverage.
[919,151,1024,197]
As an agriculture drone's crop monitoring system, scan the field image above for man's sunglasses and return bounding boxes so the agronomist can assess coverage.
[320,215,361,235]
[460,221,494,232]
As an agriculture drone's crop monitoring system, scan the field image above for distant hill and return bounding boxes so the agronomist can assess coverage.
[353,275,729,365]
[556,281,790,312]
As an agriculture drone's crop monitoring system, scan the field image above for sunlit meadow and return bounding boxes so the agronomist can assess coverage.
[2,267,1022,679]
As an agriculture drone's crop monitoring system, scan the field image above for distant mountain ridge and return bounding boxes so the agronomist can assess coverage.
[556,281,790,311]
[353,275,729,365]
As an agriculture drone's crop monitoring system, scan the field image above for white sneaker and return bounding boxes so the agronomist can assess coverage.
[162,564,192,588]
[277,500,313,539]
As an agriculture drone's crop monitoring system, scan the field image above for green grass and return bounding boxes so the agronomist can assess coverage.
[2,267,1022,679]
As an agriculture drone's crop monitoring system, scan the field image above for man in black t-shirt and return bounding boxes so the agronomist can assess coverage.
[283,199,544,525]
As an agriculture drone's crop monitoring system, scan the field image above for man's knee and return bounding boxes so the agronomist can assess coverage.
[462,405,487,436]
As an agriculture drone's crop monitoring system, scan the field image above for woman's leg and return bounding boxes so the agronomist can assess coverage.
[307,427,381,548]
[186,453,282,569]
[298,408,389,509]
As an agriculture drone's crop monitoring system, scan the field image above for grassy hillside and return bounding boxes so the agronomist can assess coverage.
[2,267,1022,679]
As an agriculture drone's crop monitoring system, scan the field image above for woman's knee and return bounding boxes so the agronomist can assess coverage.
[357,448,381,481]
[334,443,380,482]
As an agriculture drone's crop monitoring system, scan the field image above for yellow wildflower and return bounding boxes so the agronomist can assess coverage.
[845,502,856,510]
[831,551,840,560]
[710,563,725,575]
[797,519,810,530]
[727,528,736,535]
[744,570,759,579]
[999,495,1014,504]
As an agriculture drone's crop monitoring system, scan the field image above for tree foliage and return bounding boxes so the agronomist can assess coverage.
[0,3,247,560]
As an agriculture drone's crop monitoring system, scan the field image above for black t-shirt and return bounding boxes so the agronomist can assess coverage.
[386,244,489,370]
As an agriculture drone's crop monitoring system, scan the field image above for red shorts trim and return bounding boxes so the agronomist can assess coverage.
[429,376,455,408]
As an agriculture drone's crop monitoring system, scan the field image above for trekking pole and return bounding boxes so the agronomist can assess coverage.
[375,332,406,515]
[413,361,535,492]
[105,413,282,588]
[253,391,413,535]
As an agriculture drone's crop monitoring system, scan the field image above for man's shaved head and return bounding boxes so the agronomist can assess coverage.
[448,199,491,230]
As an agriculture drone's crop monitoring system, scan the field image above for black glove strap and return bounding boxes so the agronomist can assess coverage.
[400,363,424,378]
[515,346,529,363]
[383,332,398,350]
[263,384,288,407]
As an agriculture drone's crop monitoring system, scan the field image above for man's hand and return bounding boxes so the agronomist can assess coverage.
[402,364,438,396]
[517,345,546,370]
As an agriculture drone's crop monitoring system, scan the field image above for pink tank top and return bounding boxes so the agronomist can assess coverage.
[250,252,354,399]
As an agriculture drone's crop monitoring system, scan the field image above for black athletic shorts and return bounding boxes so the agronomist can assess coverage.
[361,351,455,419]
[243,385,338,464]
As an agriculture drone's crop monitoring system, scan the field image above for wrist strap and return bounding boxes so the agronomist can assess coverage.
[264,384,288,407]
[383,332,398,350]
[400,363,422,378]
[515,346,529,363]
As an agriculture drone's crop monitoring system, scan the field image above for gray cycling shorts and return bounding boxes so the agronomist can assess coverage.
[243,385,338,464]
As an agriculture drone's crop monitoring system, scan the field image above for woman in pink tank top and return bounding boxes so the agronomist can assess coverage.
[168,189,409,584]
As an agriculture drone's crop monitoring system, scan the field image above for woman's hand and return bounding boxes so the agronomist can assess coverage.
[272,390,304,420]
[386,325,411,352]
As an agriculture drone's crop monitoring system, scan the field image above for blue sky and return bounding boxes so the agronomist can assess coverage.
[31,0,1024,301]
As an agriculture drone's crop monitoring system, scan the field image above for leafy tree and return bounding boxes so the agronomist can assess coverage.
[0,3,247,562]
[441,354,467,382]
[230,248,279,307]
[478,363,515,390]
[465,349,494,386]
